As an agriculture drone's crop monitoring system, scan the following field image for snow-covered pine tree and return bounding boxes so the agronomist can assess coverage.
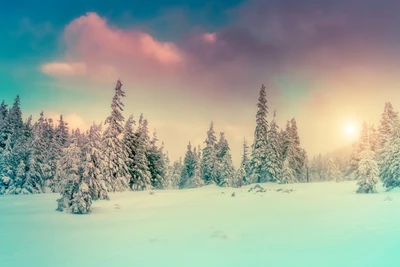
[379,123,400,190]
[356,145,379,194]
[55,115,70,148]
[249,84,269,184]
[102,80,130,192]
[266,110,282,182]
[0,100,8,151]
[215,132,235,187]
[169,159,183,189]
[201,122,218,184]
[180,142,197,188]
[289,118,307,182]
[123,115,136,188]
[186,163,205,188]
[325,157,342,182]
[349,121,379,179]
[378,102,399,150]
[234,166,246,188]
[281,157,296,184]
[281,121,298,183]
[82,123,109,201]
[130,115,152,190]
[147,130,167,189]
[0,137,13,194]
[240,138,251,184]
[56,138,92,214]
[162,152,172,189]
[309,154,326,181]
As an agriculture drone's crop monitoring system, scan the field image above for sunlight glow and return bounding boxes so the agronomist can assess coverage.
[344,124,356,136]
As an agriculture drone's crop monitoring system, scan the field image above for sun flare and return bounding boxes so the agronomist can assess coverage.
[344,124,357,136]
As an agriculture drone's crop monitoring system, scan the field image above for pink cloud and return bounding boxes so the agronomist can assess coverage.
[202,33,217,43]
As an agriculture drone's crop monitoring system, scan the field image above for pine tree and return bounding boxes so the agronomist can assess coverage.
[349,121,379,178]
[123,115,136,188]
[102,80,130,192]
[378,102,399,149]
[130,115,152,190]
[235,166,246,188]
[380,124,400,190]
[249,84,269,184]
[281,158,296,184]
[240,138,251,184]
[281,121,298,183]
[289,118,307,182]
[266,110,282,182]
[56,139,92,213]
[169,159,183,189]
[180,142,197,188]
[325,157,342,182]
[201,122,218,184]
[147,130,167,189]
[82,123,109,201]
[215,132,235,187]
[356,145,379,194]
[0,100,8,150]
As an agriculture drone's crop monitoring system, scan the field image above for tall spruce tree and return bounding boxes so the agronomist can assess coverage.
[266,110,282,182]
[378,102,399,149]
[215,132,235,187]
[249,84,269,183]
[380,123,400,190]
[147,130,167,189]
[130,115,152,190]
[102,80,130,192]
[56,138,91,214]
[356,145,379,194]
[82,123,109,201]
[180,142,197,188]
[201,122,218,184]
[240,138,251,184]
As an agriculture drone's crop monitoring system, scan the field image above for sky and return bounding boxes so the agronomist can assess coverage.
[2,0,400,167]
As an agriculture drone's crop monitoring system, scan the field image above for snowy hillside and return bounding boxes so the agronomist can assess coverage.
[1,181,399,267]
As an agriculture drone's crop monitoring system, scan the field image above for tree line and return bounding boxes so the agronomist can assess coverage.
[0,81,308,213]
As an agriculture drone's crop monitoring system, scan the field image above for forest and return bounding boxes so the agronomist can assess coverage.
[0,80,399,214]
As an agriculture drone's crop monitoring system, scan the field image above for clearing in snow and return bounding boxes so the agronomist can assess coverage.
[0,181,399,267]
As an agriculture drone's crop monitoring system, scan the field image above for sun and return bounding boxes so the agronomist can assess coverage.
[344,124,356,136]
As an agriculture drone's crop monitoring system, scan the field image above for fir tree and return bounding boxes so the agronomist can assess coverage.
[102,80,130,192]
[249,84,269,183]
[240,138,251,184]
[380,124,400,190]
[201,122,218,184]
[147,130,167,189]
[356,145,379,194]
[56,139,92,214]
[180,142,197,188]
[130,115,152,190]
[123,115,136,188]
[82,123,109,201]
[215,132,235,187]
[325,157,342,182]
[266,110,282,182]
[281,158,296,184]
[378,102,399,149]
[0,100,8,150]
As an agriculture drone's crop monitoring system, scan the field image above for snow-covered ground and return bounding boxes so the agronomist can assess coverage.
[0,181,399,267]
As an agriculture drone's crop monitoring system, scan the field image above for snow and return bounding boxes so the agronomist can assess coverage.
[1,181,399,267]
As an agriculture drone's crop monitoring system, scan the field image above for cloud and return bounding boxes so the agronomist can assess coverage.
[41,62,87,77]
